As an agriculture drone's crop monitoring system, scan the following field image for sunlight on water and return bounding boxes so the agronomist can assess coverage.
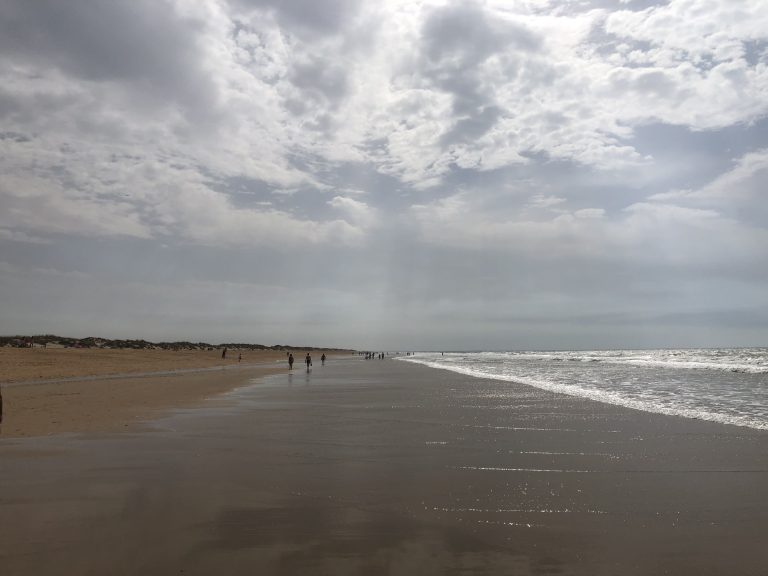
[400,349,768,430]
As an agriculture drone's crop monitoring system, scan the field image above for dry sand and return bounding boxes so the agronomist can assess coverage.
[0,347,348,437]
[1,358,767,575]
[0,347,300,382]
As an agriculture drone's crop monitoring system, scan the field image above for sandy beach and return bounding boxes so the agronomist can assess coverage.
[0,347,308,382]
[1,357,767,575]
[0,347,345,437]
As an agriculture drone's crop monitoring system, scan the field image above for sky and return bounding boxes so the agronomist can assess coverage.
[1,0,767,351]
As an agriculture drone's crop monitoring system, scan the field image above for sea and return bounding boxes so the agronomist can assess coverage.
[400,349,768,431]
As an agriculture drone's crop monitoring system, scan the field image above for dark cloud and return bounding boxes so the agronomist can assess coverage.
[422,3,540,65]
[0,89,23,120]
[0,131,31,143]
[289,57,349,109]
[230,0,360,35]
[417,3,542,149]
[0,0,217,116]
[440,105,502,146]
[654,307,768,329]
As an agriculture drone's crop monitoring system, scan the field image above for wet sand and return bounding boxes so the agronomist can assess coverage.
[1,358,767,575]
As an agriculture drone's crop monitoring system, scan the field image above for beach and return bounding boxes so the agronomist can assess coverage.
[1,357,767,575]
[0,347,343,437]
[0,346,305,383]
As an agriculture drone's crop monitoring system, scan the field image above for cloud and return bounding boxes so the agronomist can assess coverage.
[574,208,605,219]
[0,0,219,120]
[684,148,768,202]
[1,0,767,347]
[408,154,768,280]
[228,0,362,36]
[600,0,768,128]
[328,196,378,229]
[646,148,768,227]
[0,171,151,240]
[527,194,567,209]
[0,134,364,247]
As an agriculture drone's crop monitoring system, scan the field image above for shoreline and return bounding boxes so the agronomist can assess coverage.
[398,355,768,432]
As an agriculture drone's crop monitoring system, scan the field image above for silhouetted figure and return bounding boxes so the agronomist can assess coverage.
[238,353,242,363]
[288,353,294,370]
[221,347,227,359]
[321,353,326,366]
[305,353,312,372]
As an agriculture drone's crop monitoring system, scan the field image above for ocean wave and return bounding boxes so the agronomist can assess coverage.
[398,356,768,431]
[500,350,768,374]
[615,359,768,374]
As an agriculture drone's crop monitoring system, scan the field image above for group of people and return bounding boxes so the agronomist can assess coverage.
[221,347,242,362]
[288,352,326,372]
[362,352,385,360]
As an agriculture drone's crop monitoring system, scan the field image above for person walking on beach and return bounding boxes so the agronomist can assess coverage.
[288,353,294,370]
[321,353,326,366]
[221,347,227,359]
[305,353,312,372]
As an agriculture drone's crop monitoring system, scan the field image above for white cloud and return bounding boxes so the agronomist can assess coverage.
[328,196,378,229]
[0,172,152,239]
[601,0,768,128]
[528,194,567,209]
[0,136,364,247]
[407,152,768,276]
[574,208,605,219]
[647,148,768,208]
[155,182,365,247]
[2,0,767,203]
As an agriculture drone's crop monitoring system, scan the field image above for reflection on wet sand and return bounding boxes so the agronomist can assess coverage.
[1,358,767,575]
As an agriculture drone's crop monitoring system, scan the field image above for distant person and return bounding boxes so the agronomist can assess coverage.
[238,353,242,363]
[321,353,326,366]
[221,347,227,359]
[305,353,312,372]
[288,353,294,370]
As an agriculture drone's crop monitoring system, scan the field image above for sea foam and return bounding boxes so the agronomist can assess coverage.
[399,349,768,431]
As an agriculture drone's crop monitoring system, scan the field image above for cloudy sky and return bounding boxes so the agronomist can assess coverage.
[1,0,767,350]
